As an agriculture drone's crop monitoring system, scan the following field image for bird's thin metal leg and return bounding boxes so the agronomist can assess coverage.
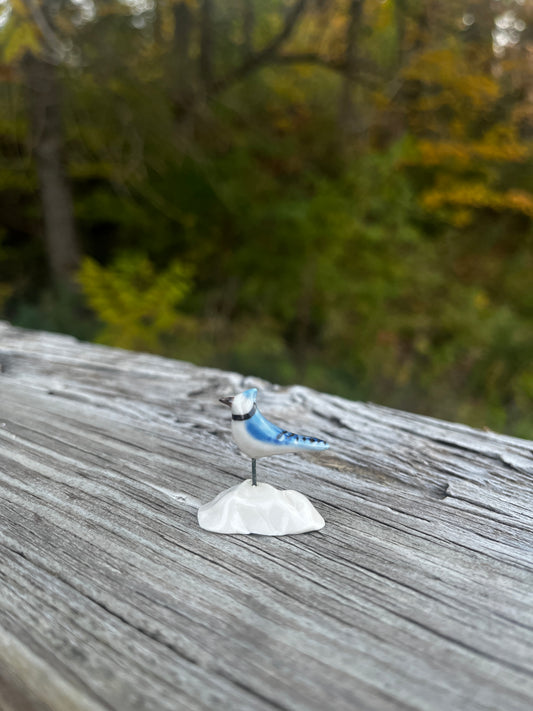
[251,458,257,486]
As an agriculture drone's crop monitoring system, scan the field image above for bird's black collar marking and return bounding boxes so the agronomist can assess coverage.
[232,403,257,421]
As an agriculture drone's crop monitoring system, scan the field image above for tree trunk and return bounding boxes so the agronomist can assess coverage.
[394,0,408,63]
[242,0,254,59]
[173,0,193,110]
[199,0,214,89]
[339,0,363,139]
[23,52,80,285]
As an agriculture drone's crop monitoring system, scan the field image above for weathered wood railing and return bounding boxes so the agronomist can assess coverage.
[1,321,533,710]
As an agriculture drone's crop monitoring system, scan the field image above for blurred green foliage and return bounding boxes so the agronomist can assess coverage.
[79,254,194,352]
[0,0,532,437]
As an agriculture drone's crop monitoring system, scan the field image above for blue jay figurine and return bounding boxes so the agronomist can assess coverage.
[220,388,329,486]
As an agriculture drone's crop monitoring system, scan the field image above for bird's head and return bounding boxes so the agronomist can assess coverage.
[220,387,257,417]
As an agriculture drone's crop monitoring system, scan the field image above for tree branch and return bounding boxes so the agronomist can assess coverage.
[172,0,377,121]
[271,53,346,73]
[270,53,379,89]
[210,0,308,94]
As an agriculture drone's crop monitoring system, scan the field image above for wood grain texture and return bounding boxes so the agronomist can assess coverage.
[0,320,532,711]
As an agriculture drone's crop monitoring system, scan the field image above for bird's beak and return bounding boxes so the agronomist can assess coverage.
[219,396,234,407]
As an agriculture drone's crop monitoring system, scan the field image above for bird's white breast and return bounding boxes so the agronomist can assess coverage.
[230,420,282,458]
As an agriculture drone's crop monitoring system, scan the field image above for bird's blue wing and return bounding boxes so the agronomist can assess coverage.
[245,410,286,444]
[245,410,328,450]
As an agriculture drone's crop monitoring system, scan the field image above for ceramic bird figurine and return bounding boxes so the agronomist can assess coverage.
[220,387,329,485]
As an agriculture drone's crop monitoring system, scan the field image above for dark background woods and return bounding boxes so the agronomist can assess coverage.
[0,0,532,436]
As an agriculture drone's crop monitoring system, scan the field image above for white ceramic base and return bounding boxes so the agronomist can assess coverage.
[197,479,325,535]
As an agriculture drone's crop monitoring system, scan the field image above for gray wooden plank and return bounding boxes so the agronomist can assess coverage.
[1,321,533,710]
